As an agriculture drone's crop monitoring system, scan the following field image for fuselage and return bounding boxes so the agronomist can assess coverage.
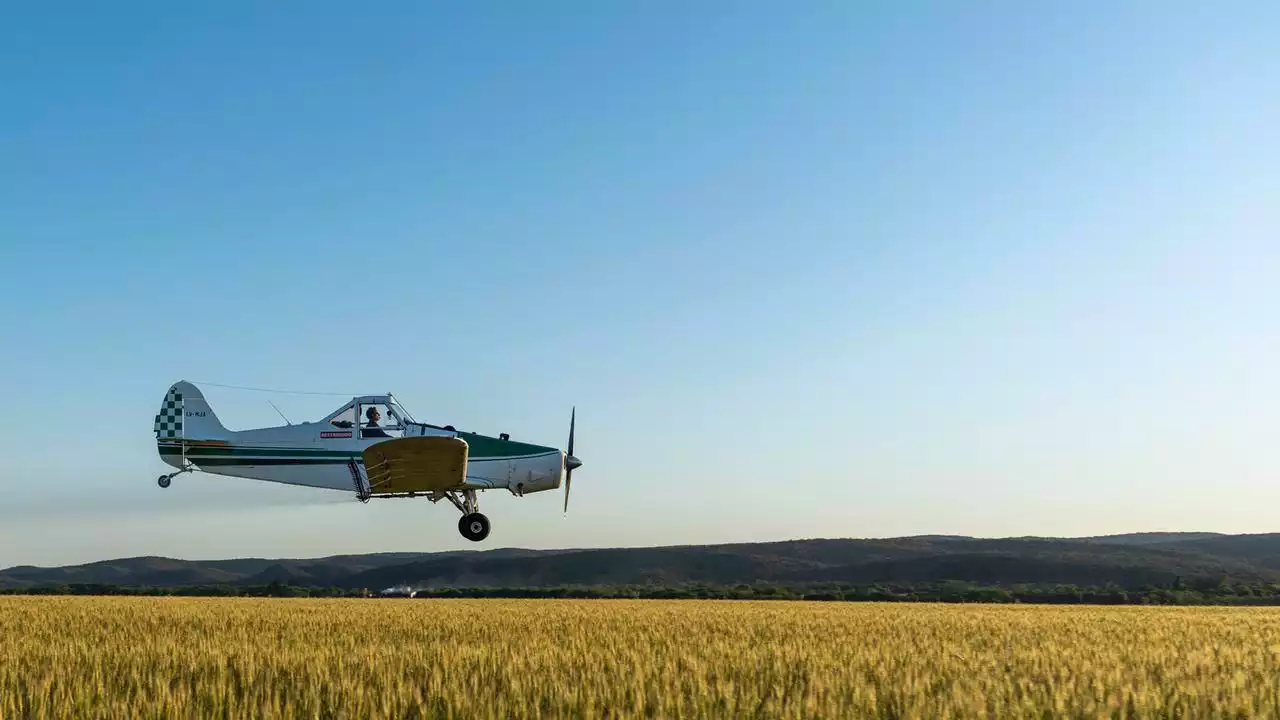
[158,421,565,495]
[153,381,567,498]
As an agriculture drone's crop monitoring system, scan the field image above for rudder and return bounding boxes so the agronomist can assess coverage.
[154,381,229,440]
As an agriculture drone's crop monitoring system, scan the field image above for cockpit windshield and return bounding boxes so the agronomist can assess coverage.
[323,395,416,439]
[387,396,415,424]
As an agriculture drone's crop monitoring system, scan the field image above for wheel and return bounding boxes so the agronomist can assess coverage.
[157,474,171,489]
[458,512,490,542]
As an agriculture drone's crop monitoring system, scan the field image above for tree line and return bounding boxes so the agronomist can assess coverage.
[5,577,1280,605]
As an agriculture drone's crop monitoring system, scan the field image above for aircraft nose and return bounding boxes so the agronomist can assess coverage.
[565,454,583,471]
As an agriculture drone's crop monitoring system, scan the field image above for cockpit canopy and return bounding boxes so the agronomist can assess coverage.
[322,394,416,439]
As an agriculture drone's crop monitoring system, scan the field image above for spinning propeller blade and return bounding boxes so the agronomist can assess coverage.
[563,406,580,514]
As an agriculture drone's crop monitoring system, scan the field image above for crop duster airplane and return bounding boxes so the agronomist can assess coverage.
[153,381,582,541]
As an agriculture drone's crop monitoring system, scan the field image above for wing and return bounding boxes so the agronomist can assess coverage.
[362,435,469,494]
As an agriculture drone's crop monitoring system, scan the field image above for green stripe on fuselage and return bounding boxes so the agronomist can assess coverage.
[162,445,356,459]
[157,432,559,463]
[452,432,557,459]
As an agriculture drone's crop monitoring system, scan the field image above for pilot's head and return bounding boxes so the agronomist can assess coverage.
[366,406,381,424]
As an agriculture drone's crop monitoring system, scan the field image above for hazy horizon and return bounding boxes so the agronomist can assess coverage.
[0,528,1248,571]
[3,2,1279,568]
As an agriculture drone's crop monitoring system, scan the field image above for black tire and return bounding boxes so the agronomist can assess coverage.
[458,512,490,542]
[158,475,171,489]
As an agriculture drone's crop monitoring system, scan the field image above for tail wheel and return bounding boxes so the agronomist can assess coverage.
[157,475,172,489]
[458,513,490,542]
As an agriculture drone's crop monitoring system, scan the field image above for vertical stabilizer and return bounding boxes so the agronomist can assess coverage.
[154,381,229,440]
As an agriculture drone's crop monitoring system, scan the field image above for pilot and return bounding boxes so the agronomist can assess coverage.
[362,406,390,438]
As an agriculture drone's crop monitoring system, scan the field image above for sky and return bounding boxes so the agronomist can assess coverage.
[1,2,1278,568]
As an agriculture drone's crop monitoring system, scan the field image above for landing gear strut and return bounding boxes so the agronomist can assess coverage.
[439,489,490,542]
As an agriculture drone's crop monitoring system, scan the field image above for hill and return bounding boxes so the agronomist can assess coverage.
[6,532,1280,597]
[1074,532,1229,546]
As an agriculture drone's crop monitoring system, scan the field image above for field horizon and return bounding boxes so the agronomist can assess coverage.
[7,530,1280,606]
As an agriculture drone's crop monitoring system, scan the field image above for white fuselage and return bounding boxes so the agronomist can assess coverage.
[154,381,567,499]
[158,420,565,496]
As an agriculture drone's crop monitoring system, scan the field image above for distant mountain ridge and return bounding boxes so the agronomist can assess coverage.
[4,533,1279,592]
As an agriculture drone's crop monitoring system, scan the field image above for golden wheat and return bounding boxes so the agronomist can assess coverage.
[1,597,1278,718]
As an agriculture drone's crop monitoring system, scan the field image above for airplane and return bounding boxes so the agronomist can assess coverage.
[152,380,582,542]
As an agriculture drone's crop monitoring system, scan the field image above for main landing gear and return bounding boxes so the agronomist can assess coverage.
[459,513,490,542]
[438,489,490,542]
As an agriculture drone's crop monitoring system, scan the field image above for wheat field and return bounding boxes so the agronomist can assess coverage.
[1,597,1279,718]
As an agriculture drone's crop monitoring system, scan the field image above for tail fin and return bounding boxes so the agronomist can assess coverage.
[154,381,230,440]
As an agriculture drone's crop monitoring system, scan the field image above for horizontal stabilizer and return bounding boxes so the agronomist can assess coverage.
[362,436,469,494]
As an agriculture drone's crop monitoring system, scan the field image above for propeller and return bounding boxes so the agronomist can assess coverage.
[563,406,581,514]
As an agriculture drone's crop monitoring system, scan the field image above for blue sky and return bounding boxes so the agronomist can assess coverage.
[2,2,1278,567]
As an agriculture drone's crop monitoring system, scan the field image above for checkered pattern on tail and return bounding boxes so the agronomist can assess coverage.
[154,386,184,439]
